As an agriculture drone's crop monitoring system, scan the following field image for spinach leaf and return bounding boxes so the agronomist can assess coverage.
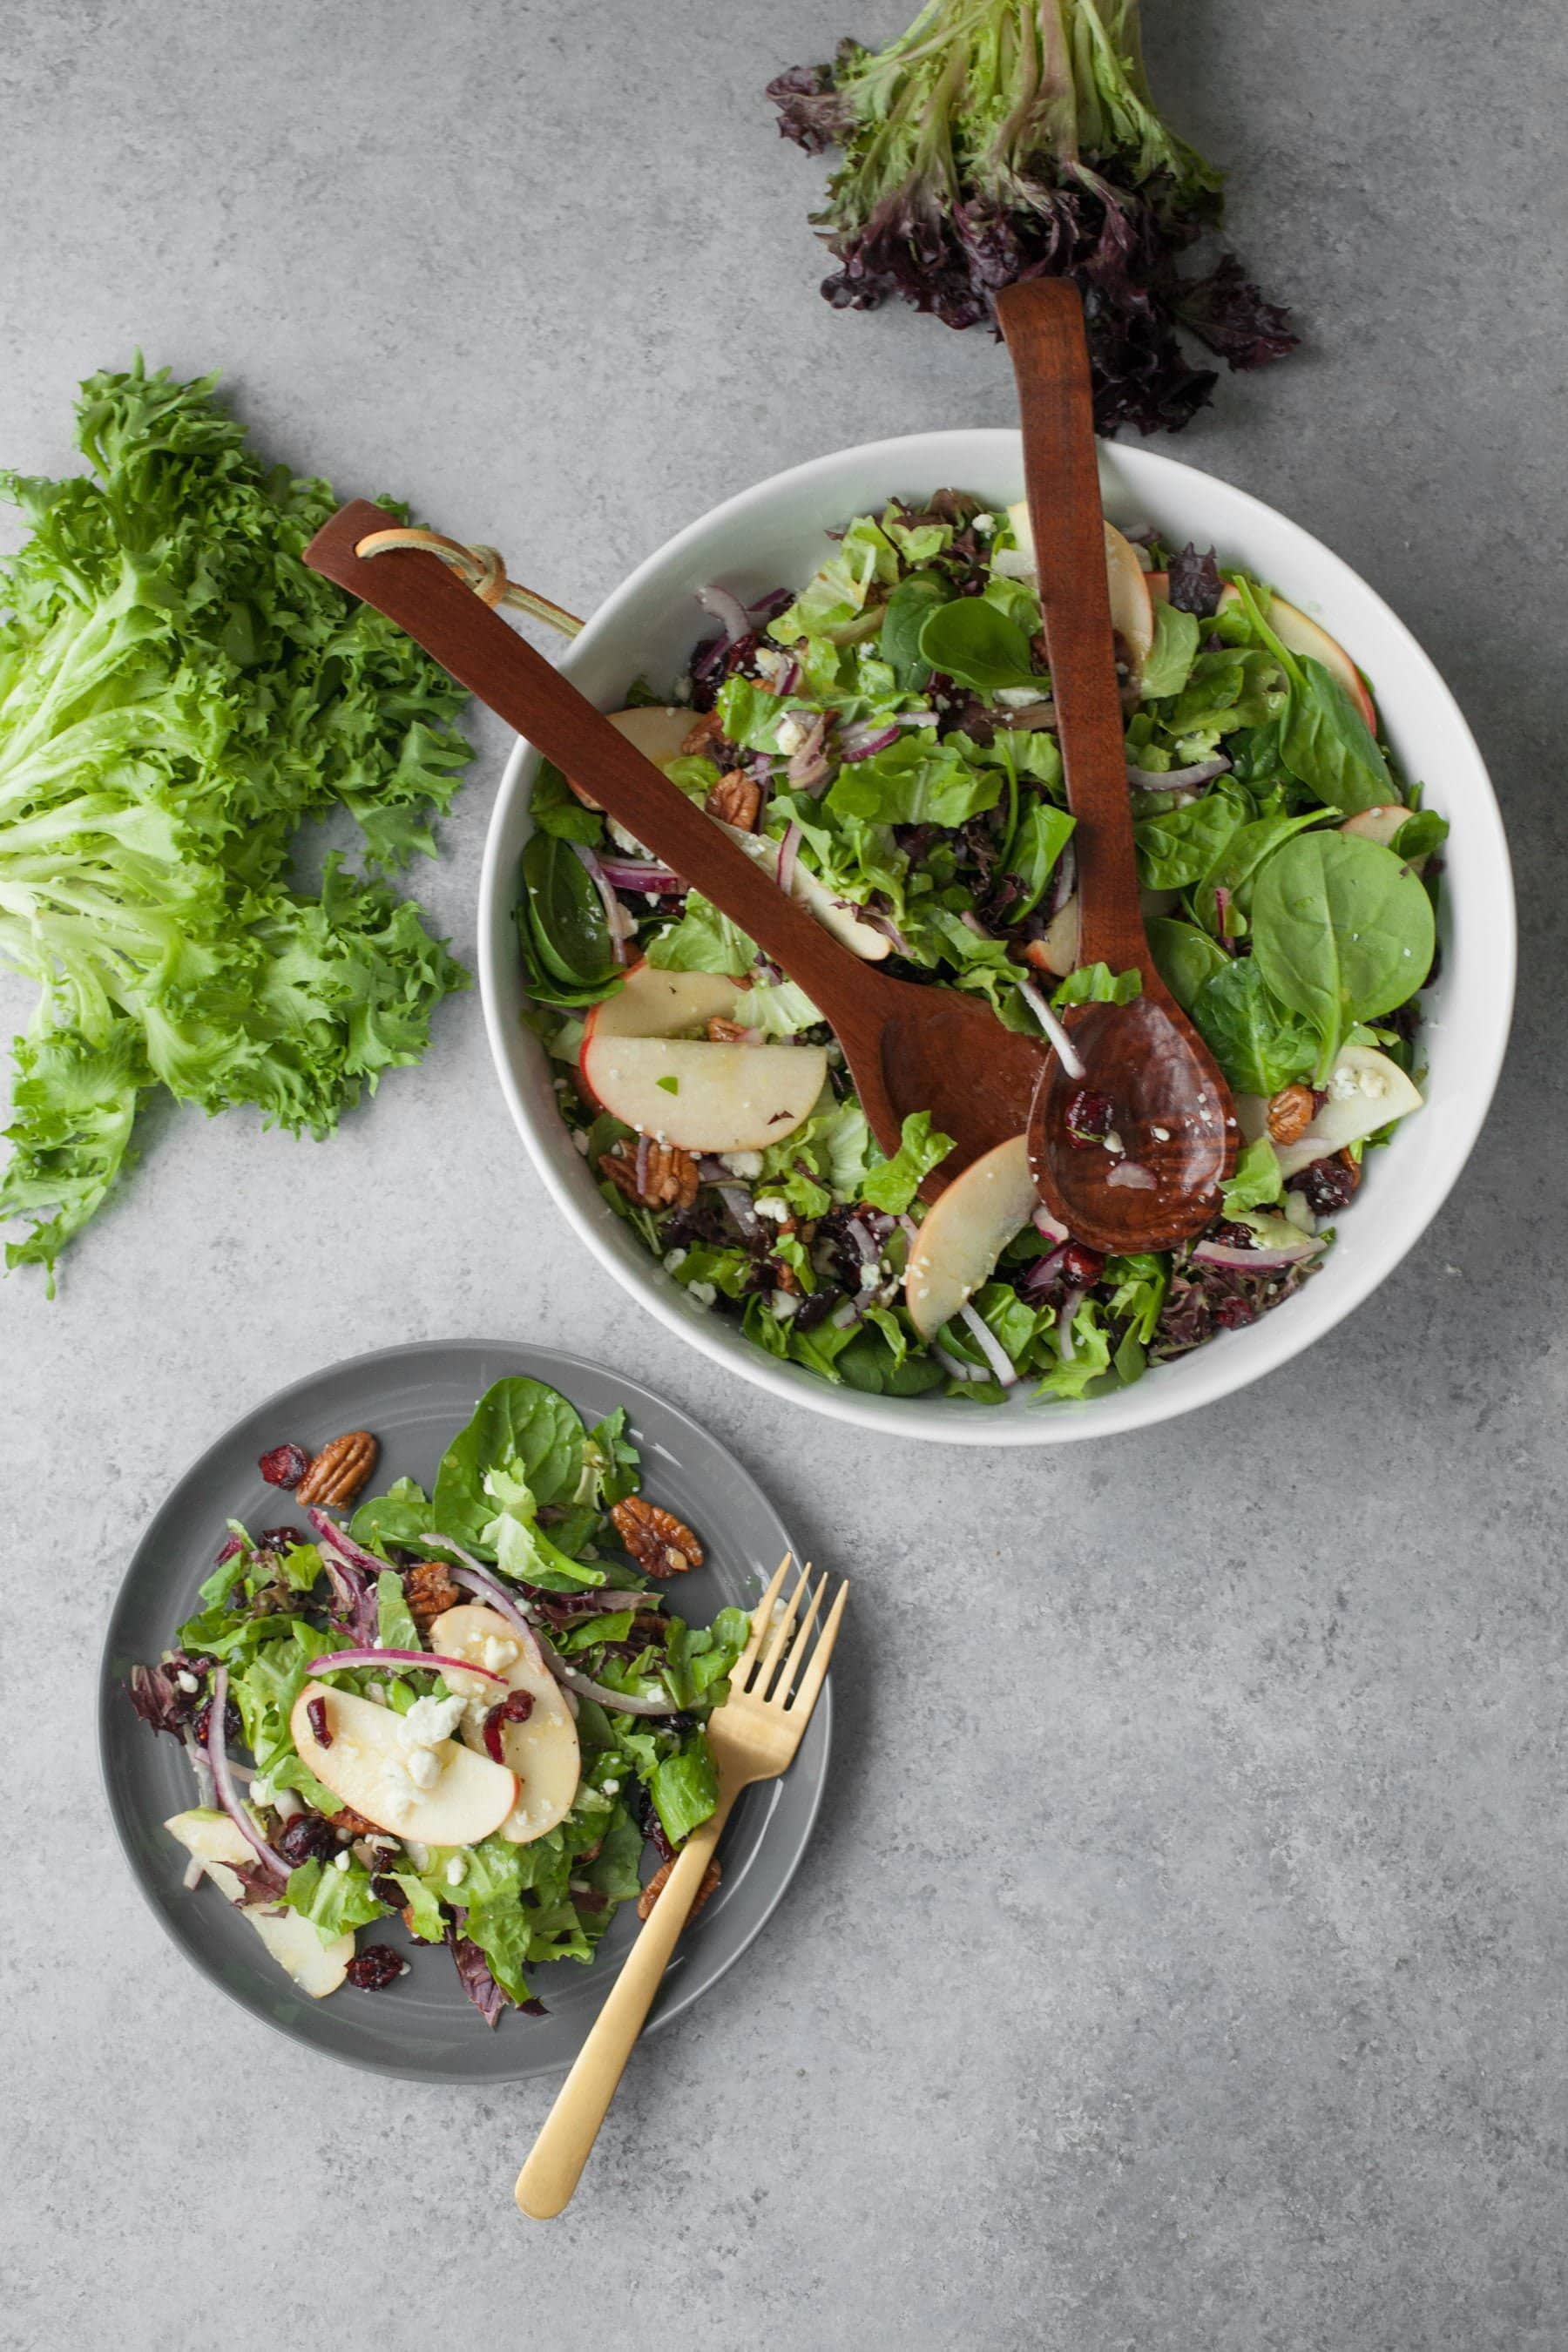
[1280,655,1394,814]
[1250,831,1435,1078]
[1191,956,1317,1094]
[351,1476,435,1558]
[1002,798,1074,922]
[916,597,1037,693]
[1140,601,1201,699]
[1146,916,1229,1011]
[431,1375,589,1554]
[520,833,618,988]
[1133,784,1247,891]
[1192,808,1331,936]
[1392,808,1449,862]
[530,758,604,845]
[881,573,950,692]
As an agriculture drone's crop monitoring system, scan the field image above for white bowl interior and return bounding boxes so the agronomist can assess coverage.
[479,430,1514,1445]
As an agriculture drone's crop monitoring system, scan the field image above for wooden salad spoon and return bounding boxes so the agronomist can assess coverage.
[997,281,1237,1252]
[303,499,1044,1199]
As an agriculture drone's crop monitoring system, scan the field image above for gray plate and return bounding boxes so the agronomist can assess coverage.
[99,1338,829,2083]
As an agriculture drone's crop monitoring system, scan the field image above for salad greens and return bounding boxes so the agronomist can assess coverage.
[131,1376,750,2024]
[767,0,1295,435]
[527,490,1440,1400]
[0,361,471,1289]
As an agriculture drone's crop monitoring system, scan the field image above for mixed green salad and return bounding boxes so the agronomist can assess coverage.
[520,492,1441,1404]
[130,1376,749,2024]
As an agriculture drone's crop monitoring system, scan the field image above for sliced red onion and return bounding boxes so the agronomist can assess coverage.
[535,1644,686,1717]
[308,1510,385,1580]
[443,1560,545,1658]
[697,583,752,645]
[1126,755,1231,793]
[839,720,902,760]
[958,1301,1018,1387]
[1021,1243,1070,1299]
[717,1183,760,1237]
[1213,885,1235,942]
[1015,978,1085,1079]
[845,1214,879,1264]
[598,855,684,895]
[1193,1237,1321,1270]
[861,908,911,956]
[1058,1288,1087,1359]
[570,841,631,965]
[1106,1160,1159,1190]
[1042,839,1077,923]
[774,654,802,695]
[1032,1204,1069,1245]
[787,713,833,793]
[207,1666,288,1879]
[308,1647,505,1685]
[933,1342,986,1382]
[775,819,802,896]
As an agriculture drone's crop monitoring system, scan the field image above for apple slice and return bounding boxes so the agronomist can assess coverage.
[580,1033,827,1152]
[427,1605,581,1846]
[165,1809,355,1997]
[1026,894,1079,979]
[1273,1044,1423,1179]
[288,1686,518,1845]
[1004,504,1154,672]
[582,958,747,1051]
[1138,571,1378,732]
[905,1133,1038,1340]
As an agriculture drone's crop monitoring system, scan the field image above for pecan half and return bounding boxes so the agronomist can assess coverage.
[1266,1084,1315,1146]
[294,1430,378,1508]
[705,768,760,830]
[637,1854,721,1923]
[681,709,724,756]
[706,1016,753,1043]
[599,1141,700,1211]
[612,1494,704,1577]
[404,1559,461,1632]
[329,1805,381,1838]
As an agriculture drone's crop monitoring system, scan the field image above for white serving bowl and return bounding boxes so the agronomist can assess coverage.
[478,430,1514,1446]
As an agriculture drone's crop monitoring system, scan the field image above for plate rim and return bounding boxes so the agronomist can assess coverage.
[98,1335,832,2082]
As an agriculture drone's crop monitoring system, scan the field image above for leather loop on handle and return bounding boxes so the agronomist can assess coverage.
[997,283,1151,982]
[302,501,874,1037]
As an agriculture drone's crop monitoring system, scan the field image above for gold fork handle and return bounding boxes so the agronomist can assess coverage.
[515,1794,737,2219]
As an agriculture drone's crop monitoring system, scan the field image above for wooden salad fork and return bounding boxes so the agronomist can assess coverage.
[303,501,1044,1200]
[514,1553,847,2220]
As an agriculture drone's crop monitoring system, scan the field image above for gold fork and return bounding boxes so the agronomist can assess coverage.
[515,1552,848,2218]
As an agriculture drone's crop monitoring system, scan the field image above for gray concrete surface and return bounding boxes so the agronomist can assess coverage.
[3,3,1565,2346]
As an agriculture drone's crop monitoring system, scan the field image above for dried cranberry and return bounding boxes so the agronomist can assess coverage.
[193,1693,243,1748]
[344,1944,405,1990]
[307,1694,332,1747]
[1208,1219,1257,1250]
[259,1443,310,1489]
[1058,1243,1106,1286]
[482,1690,536,1761]
[1213,1294,1259,1331]
[213,1532,245,1566]
[1064,1089,1114,1146]
[370,1874,408,1909]
[276,1813,340,1869]
[1288,1154,1357,1216]
[259,1524,302,1552]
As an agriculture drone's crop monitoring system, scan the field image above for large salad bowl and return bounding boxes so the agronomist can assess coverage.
[477,430,1514,1445]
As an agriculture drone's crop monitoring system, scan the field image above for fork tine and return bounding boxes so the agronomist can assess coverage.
[754,1561,813,1693]
[784,1579,848,1717]
[770,1572,829,1704]
[734,1553,794,1679]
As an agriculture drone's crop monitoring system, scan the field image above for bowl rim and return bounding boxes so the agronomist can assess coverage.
[478,427,1516,1447]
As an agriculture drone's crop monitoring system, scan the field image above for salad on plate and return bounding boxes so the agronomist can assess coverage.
[519,494,1441,1404]
[128,1377,751,2024]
